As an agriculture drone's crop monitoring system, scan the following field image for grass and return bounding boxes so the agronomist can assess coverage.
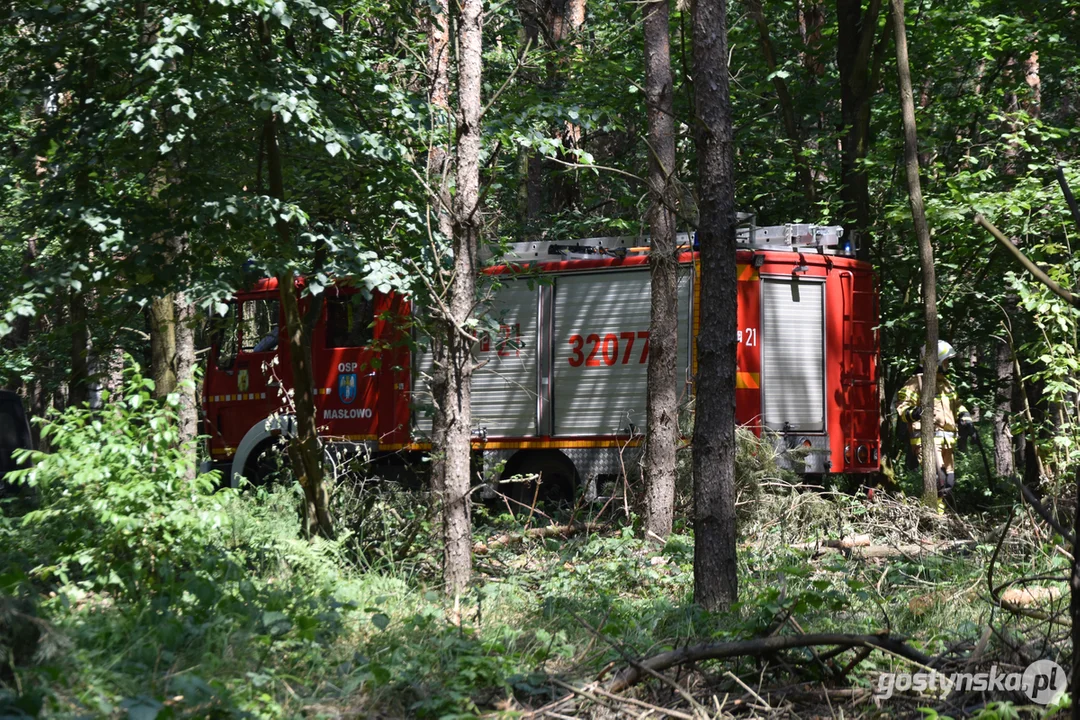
[2,471,1072,719]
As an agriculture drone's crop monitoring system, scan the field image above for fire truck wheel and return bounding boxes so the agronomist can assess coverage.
[501,450,579,507]
[243,439,294,488]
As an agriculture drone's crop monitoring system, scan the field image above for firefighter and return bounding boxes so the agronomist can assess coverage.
[896,340,973,508]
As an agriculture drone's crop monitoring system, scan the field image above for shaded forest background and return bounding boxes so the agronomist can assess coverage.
[2,0,1080,717]
[1,0,1078,490]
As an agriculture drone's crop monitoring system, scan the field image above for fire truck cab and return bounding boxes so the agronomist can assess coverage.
[203,221,879,493]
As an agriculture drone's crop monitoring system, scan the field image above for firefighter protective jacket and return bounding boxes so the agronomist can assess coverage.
[896,371,968,449]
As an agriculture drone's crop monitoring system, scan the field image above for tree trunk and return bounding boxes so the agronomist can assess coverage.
[515,3,543,224]
[149,294,178,394]
[797,0,825,77]
[1072,464,1080,720]
[174,292,198,463]
[993,339,1015,478]
[836,0,890,261]
[642,0,678,541]
[68,291,90,408]
[892,0,938,505]
[691,0,738,611]
[437,0,484,598]
[746,0,815,205]
[520,0,587,216]
[426,0,454,535]
[551,0,586,213]
[262,108,335,540]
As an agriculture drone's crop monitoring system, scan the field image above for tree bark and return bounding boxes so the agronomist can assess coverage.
[520,0,587,216]
[436,0,484,598]
[993,338,1015,478]
[746,0,815,205]
[691,0,738,611]
[426,0,453,536]
[892,0,938,504]
[149,294,178,394]
[797,0,825,77]
[174,292,198,462]
[518,2,543,223]
[1072,464,1080,720]
[642,0,678,541]
[256,18,333,539]
[836,0,891,261]
[262,111,335,540]
[68,291,90,408]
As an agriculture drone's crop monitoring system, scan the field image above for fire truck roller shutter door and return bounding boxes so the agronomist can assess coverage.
[411,330,435,437]
[471,279,541,436]
[552,270,691,436]
[761,278,826,432]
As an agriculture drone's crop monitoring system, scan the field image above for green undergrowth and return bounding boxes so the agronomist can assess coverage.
[5,493,1067,719]
[0,383,1070,717]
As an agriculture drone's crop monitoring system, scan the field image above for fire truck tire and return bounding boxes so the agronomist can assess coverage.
[243,439,293,488]
[230,415,298,488]
[501,450,578,505]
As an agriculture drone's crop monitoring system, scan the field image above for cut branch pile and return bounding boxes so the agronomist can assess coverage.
[605,632,935,693]
[473,522,601,555]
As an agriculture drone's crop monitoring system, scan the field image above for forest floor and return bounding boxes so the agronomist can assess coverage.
[2,473,1072,720]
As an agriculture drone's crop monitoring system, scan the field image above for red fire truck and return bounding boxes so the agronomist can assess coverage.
[202,222,880,494]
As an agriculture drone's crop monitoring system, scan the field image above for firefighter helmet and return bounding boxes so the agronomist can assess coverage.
[937,340,956,366]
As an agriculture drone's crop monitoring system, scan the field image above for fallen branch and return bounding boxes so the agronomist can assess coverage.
[1056,165,1080,233]
[766,684,873,705]
[607,632,936,693]
[1013,477,1076,545]
[473,522,601,555]
[975,214,1079,308]
[585,684,696,720]
[792,539,976,559]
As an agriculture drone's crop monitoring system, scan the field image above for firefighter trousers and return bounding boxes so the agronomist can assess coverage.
[911,443,955,496]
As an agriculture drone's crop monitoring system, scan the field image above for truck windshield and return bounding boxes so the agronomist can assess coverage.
[241,298,280,353]
[211,303,238,370]
[326,295,373,348]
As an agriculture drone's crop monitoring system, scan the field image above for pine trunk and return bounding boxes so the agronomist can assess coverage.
[643,0,678,541]
[691,0,738,611]
[427,0,453,535]
[892,0,938,504]
[438,0,484,598]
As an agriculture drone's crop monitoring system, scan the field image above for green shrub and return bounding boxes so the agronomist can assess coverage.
[8,362,224,601]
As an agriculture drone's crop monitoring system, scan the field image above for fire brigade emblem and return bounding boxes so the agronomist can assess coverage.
[237,369,249,393]
[338,372,357,404]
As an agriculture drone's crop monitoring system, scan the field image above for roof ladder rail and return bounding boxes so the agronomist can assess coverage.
[735,223,846,254]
